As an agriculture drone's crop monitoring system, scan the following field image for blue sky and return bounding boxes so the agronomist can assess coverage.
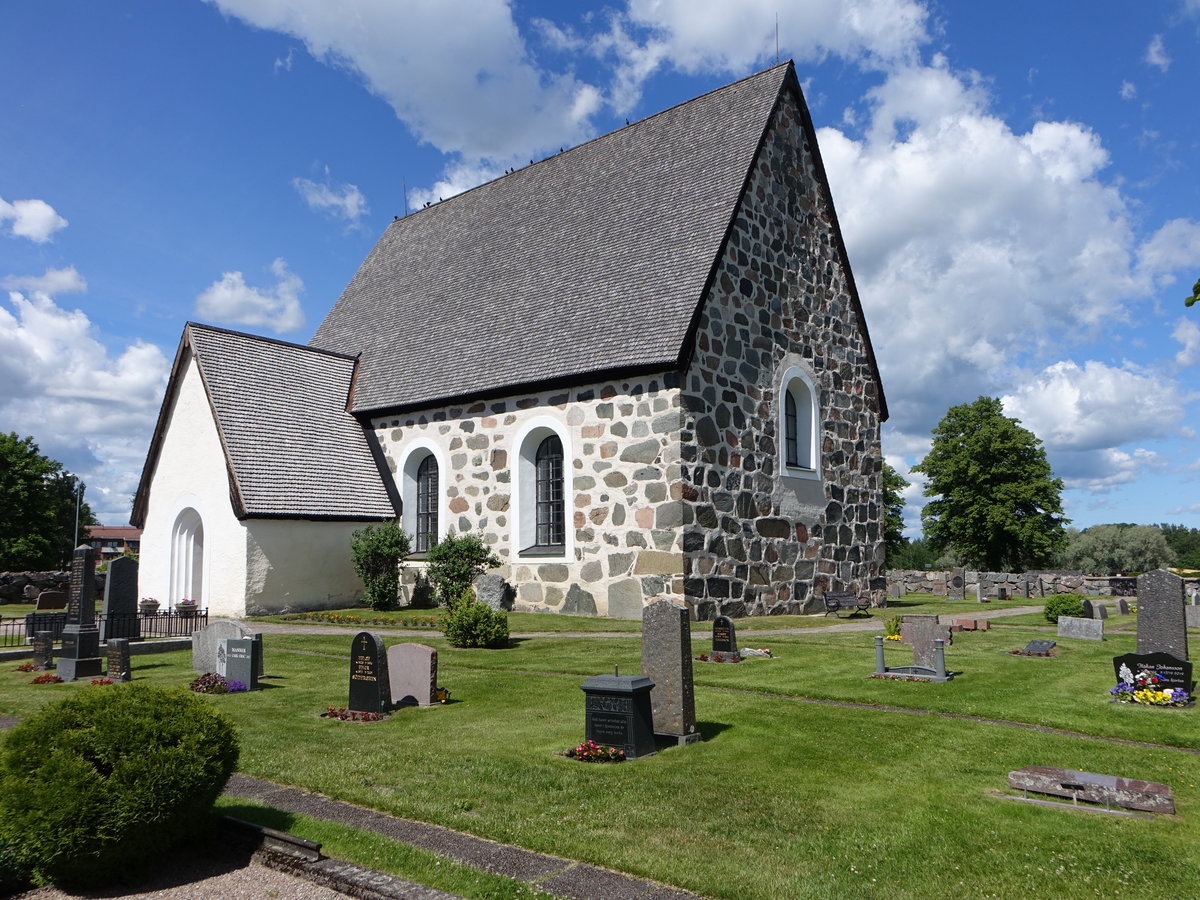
[2,0,1199,534]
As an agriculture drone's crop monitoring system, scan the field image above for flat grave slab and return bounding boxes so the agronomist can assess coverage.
[1016,640,1056,657]
[1008,766,1174,814]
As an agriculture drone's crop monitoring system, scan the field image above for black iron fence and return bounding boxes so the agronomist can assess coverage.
[0,610,208,649]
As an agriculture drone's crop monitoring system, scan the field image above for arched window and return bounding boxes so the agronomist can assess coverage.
[780,367,818,475]
[170,507,204,608]
[415,454,439,552]
[534,435,564,547]
[514,416,571,559]
[400,442,444,553]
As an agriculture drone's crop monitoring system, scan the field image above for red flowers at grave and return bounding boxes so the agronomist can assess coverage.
[566,739,626,762]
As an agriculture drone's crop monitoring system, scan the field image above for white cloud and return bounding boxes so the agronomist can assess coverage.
[1145,34,1170,71]
[1001,361,1183,453]
[0,196,68,243]
[1119,80,1136,100]
[1137,218,1200,282]
[1173,317,1200,367]
[408,160,507,210]
[1058,447,1168,493]
[292,174,369,223]
[0,288,170,525]
[1,266,87,295]
[207,0,601,164]
[194,258,305,333]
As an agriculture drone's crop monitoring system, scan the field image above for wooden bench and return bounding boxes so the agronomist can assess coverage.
[823,590,871,618]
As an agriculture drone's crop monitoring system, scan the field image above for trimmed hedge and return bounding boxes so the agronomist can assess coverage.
[1043,594,1086,624]
[0,683,239,888]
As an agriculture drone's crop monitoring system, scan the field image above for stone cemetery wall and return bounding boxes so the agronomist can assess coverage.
[676,84,885,620]
[886,570,1192,598]
[0,570,106,604]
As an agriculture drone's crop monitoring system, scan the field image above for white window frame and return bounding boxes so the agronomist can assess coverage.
[512,415,572,562]
[398,438,446,552]
[780,365,819,479]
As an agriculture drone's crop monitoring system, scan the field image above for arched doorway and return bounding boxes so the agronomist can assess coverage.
[171,508,204,608]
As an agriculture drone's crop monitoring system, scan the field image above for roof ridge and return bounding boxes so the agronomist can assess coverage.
[187,321,359,362]
[382,60,795,227]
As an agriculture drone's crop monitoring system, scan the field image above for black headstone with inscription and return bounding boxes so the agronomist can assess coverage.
[1112,651,1194,693]
[580,673,656,759]
[58,545,103,681]
[100,555,141,641]
[223,638,260,690]
[711,615,737,655]
[31,631,53,670]
[348,632,391,712]
[106,638,132,682]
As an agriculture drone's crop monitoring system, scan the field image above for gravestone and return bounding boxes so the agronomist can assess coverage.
[472,574,512,611]
[106,638,132,682]
[949,567,965,601]
[1095,603,1109,620]
[387,643,437,707]
[1057,616,1104,641]
[975,584,985,603]
[35,591,66,610]
[100,556,141,641]
[1008,766,1174,814]
[998,587,1008,602]
[222,638,261,690]
[1081,599,1095,619]
[1019,639,1056,657]
[1186,606,1200,629]
[193,619,263,675]
[57,546,103,681]
[1137,570,1189,661]
[900,615,953,670]
[580,673,656,759]
[31,631,53,670]
[640,598,698,743]
[1112,652,1194,693]
[1118,598,1131,616]
[348,632,391,713]
[711,615,737,655]
[888,582,902,600]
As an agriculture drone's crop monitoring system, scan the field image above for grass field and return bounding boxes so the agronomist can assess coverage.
[2,610,1198,899]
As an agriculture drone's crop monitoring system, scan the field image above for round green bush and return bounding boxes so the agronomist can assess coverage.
[0,683,239,889]
[443,589,510,648]
[1043,594,1085,624]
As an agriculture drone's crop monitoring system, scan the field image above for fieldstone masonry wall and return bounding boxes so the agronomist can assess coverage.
[374,375,687,618]
[886,570,1198,598]
[678,84,885,618]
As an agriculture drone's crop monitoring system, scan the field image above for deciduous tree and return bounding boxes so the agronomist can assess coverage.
[0,433,96,571]
[1061,524,1174,575]
[882,460,909,559]
[913,397,1067,571]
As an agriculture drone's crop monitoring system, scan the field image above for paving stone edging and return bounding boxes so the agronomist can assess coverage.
[224,773,701,900]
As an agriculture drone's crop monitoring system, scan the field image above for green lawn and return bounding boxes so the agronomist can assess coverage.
[2,621,1197,899]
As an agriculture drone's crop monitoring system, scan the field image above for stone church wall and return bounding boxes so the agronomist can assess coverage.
[678,84,885,619]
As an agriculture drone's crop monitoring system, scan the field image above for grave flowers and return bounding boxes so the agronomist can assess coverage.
[1109,668,1192,707]
[565,739,626,762]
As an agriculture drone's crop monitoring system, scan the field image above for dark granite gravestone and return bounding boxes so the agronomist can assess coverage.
[711,615,737,655]
[1137,570,1189,661]
[900,615,953,670]
[1019,640,1056,657]
[1118,598,1131,616]
[387,643,437,706]
[222,638,260,690]
[1096,603,1109,620]
[998,587,1009,602]
[1112,652,1194,693]
[1081,599,1095,619]
[1008,766,1174,814]
[99,556,141,642]
[949,567,965,601]
[348,632,391,713]
[1058,616,1104,641]
[580,673,656,759]
[35,591,66,610]
[106,638,131,682]
[640,598,699,744]
[57,546,102,681]
[31,631,52,670]
[26,590,68,639]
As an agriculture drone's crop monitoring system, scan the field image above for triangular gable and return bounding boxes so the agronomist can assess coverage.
[131,323,397,526]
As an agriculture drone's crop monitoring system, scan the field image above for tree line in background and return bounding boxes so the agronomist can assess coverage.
[0,433,98,572]
[885,397,1200,576]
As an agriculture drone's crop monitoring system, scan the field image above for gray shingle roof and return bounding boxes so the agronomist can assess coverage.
[312,64,794,414]
[134,324,397,523]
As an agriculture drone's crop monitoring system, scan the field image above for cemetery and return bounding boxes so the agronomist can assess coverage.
[0,576,1198,898]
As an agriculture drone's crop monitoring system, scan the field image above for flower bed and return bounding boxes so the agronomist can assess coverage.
[1109,668,1192,707]
[563,739,625,762]
[320,706,388,722]
[189,673,248,694]
[281,612,440,628]
[30,673,63,684]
